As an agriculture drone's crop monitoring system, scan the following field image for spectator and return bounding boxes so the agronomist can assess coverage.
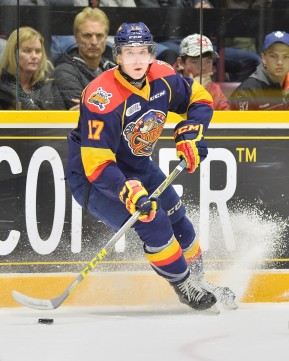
[0,26,64,110]
[284,72,289,98]
[53,7,115,110]
[134,0,261,82]
[175,34,230,110]
[230,31,289,110]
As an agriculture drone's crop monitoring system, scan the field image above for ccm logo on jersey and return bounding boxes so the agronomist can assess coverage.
[87,87,112,111]
[150,90,166,101]
[126,102,141,117]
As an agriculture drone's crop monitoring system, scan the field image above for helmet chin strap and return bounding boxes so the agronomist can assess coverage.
[119,65,150,88]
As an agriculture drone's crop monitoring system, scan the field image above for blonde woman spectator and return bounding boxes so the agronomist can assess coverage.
[0,26,64,110]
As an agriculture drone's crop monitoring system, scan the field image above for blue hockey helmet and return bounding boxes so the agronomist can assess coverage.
[112,22,156,61]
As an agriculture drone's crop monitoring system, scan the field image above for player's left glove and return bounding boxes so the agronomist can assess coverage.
[174,121,208,173]
[119,179,159,222]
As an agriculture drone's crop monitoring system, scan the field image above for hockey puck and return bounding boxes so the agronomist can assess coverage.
[38,318,54,324]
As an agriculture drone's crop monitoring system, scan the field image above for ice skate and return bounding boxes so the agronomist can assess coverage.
[186,261,238,310]
[196,278,238,310]
[172,273,217,311]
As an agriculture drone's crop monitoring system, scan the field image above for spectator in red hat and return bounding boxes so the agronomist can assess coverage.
[230,31,289,110]
[175,33,230,110]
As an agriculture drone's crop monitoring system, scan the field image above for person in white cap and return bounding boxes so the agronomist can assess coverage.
[175,33,230,110]
[230,31,289,110]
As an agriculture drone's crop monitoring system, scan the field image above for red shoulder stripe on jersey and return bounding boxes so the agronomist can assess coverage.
[84,68,132,114]
[147,60,175,82]
[197,99,214,108]
[87,160,112,183]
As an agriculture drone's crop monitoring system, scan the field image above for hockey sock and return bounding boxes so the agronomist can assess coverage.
[144,236,189,284]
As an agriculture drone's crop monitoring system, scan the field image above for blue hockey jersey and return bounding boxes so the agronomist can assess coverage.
[67,60,213,202]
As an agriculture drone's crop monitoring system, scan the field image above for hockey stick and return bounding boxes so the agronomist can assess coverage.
[13,159,186,310]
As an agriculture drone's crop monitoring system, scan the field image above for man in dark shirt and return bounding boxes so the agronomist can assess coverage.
[53,7,115,110]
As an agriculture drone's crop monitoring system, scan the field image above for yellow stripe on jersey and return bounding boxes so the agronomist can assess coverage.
[189,80,213,107]
[121,99,127,130]
[114,68,150,101]
[161,77,172,103]
[167,111,186,123]
[81,146,116,179]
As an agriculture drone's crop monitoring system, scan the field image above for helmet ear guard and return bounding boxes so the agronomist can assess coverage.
[112,22,157,63]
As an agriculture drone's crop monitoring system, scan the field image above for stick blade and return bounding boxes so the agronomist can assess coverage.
[12,290,56,310]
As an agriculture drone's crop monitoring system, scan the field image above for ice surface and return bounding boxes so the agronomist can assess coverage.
[1,303,289,361]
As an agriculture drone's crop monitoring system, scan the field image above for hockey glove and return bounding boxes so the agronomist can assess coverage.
[174,121,208,173]
[119,179,159,222]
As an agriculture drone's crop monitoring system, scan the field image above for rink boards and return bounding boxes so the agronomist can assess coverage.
[1,271,289,307]
[0,110,289,307]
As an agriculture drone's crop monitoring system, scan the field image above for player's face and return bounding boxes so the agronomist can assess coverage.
[181,55,213,78]
[118,46,151,79]
[262,43,289,83]
[75,19,107,61]
[19,38,42,74]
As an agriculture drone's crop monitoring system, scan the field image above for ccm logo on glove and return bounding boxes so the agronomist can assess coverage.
[174,121,208,173]
[119,179,159,222]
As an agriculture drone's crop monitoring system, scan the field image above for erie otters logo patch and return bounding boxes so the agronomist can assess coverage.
[124,110,166,156]
[87,87,112,111]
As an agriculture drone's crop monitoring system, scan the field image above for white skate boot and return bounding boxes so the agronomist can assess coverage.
[197,278,238,310]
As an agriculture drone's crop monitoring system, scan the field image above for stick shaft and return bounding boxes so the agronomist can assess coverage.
[69,159,186,287]
[13,159,186,309]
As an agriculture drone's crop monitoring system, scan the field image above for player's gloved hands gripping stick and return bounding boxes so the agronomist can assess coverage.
[174,121,208,173]
[119,179,159,222]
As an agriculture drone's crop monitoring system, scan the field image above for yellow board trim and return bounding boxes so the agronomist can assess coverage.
[0,110,288,125]
[2,271,289,308]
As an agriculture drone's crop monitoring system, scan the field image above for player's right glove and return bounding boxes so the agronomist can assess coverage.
[174,121,208,173]
[119,179,159,222]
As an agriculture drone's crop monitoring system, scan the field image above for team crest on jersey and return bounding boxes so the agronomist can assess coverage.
[124,110,166,156]
[87,87,112,111]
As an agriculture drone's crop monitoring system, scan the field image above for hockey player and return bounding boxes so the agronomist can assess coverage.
[66,22,237,311]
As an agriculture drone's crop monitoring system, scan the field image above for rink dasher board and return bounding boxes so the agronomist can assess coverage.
[2,270,289,307]
[0,111,288,274]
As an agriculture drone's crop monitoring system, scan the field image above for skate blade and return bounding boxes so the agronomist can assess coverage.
[192,303,220,315]
[203,303,220,315]
[222,300,239,310]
